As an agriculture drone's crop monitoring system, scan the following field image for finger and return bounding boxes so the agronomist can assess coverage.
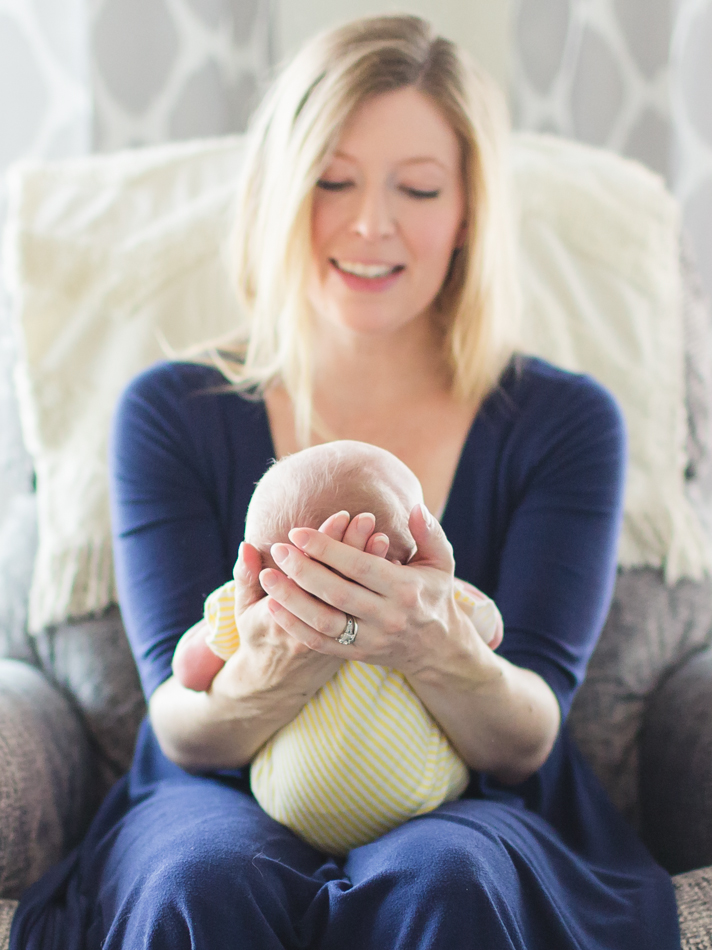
[266,599,356,657]
[233,542,267,614]
[318,510,350,541]
[365,532,390,559]
[260,565,371,638]
[341,512,376,551]
[408,504,455,573]
[285,528,396,596]
[319,512,380,554]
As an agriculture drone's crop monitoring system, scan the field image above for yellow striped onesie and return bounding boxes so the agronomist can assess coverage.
[204,576,502,856]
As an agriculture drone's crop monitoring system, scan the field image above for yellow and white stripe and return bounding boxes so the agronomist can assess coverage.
[203,576,502,855]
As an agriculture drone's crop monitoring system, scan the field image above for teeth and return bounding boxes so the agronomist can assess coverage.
[335,260,398,278]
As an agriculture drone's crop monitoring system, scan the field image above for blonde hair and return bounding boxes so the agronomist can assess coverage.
[220,14,520,445]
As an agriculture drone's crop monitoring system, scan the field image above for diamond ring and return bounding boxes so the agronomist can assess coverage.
[336,614,358,645]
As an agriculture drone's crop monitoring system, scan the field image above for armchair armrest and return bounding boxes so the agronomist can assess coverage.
[674,868,712,950]
[0,660,93,899]
[640,647,712,875]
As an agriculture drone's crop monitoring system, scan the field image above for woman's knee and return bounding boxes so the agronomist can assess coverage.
[100,786,320,913]
[346,806,517,901]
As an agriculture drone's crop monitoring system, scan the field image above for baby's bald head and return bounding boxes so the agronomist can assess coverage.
[245,441,424,567]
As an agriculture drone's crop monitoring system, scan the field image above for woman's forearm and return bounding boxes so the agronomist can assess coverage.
[150,652,342,771]
[149,676,292,771]
[406,612,561,785]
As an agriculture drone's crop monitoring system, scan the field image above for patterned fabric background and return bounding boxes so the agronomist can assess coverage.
[0,0,91,531]
[90,0,273,150]
[671,1,712,305]
[2,1,711,347]
[512,0,712,299]
[0,0,273,586]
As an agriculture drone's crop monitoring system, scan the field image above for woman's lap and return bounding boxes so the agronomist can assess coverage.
[73,773,642,950]
[86,778,335,949]
[13,724,663,950]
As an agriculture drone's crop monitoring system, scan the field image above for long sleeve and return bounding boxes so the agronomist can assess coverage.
[109,361,274,698]
[443,357,627,720]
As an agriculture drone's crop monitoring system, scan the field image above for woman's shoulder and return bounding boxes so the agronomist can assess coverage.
[120,359,233,404]
[116,359,261,425]
[495,354,625,440]
[112,359,271,464]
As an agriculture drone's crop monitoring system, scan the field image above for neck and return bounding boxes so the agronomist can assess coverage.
[310,313,452,422]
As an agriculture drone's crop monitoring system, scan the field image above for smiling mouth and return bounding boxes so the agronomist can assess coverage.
[331,259,405,279]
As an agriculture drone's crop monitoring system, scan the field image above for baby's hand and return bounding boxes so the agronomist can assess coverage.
[317,510,390,558]
[172,619,226,692]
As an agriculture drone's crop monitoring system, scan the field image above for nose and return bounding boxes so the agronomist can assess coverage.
[351,182,396,240]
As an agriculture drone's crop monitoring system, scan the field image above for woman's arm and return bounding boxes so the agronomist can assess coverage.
[150,541,342,769]
[111,364,353,771]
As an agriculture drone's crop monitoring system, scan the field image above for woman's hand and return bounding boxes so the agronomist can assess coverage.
[259,503,464,678]
[260,504,561,783]
[212,509,392,705]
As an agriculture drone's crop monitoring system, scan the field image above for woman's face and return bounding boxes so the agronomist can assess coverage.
[309,86,466,339]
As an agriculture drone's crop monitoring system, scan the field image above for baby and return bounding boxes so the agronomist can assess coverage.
[173,441,503,855]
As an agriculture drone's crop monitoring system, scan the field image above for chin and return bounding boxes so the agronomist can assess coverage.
[332,299,427,336]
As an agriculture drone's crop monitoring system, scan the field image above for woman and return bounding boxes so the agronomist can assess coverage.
[11,14,680,950]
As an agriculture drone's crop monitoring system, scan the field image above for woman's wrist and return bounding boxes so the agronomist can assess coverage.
[405,606,561,782]
[151,644,342,771]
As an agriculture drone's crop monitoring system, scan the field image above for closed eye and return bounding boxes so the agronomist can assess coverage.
[401,186,440,199]
[316,179,352,192]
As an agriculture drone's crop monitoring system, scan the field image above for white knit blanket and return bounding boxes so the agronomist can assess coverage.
[3,132,709,633]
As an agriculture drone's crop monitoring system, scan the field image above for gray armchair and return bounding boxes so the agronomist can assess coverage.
[1,209,712,948]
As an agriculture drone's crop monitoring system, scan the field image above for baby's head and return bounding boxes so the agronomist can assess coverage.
[245,441,424,568]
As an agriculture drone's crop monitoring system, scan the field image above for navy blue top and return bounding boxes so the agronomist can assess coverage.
[10,355,681,950]
[111,356,623,716]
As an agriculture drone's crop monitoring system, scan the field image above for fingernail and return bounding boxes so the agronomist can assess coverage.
[356,512,375,534]
[418,503,433,526]
[271,544,289,565]
[372,535,389,556]
[289,528,310,549]
[261,569,277,590]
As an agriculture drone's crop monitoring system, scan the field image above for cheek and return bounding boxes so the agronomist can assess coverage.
[311,198,349,260]
[409,211,463,275]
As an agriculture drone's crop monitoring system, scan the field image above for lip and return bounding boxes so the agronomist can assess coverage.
[329,258,405,293]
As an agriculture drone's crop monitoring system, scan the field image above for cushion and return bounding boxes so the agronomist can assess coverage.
[0,281,36,660]
[3,132,710,633]
[0,660,92,898]
[34,608,145,802]
[674,868,712,949]
[568,237,712,830]
[640,646,712,873]
[4,137,246,632]
[0,902,16,950]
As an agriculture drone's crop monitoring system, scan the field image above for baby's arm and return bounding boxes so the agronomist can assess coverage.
[453,578,503,650]
[172,619,226,691]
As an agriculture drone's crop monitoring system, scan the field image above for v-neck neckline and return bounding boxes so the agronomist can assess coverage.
[255,394,484,530]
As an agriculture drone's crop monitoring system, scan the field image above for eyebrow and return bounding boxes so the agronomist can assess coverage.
[332,151,450,171]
